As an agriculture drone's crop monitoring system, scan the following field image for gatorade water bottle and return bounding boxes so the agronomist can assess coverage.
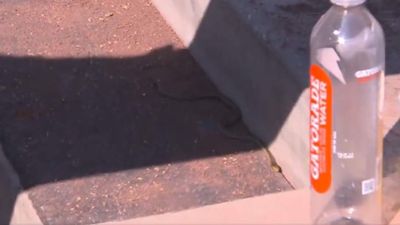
[309,0,385,224]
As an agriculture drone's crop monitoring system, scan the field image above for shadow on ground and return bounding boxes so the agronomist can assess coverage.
[0,46,291,224]
[0,47,252,189]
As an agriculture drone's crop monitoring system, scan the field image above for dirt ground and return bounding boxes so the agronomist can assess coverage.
[0,1,291,224]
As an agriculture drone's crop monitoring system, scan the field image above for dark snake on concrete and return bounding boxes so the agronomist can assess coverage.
[143,65,282,173]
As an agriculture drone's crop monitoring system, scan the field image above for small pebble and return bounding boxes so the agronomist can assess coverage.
[105,12,114,17]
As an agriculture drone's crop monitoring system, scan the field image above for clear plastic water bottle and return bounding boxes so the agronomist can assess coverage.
[309,0,385,224]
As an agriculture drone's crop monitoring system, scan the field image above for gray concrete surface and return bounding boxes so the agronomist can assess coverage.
[152,0,400,188]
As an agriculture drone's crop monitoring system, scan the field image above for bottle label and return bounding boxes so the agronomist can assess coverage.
[355,66,382,83]
[310,64,333,193]
[362,178,376,195]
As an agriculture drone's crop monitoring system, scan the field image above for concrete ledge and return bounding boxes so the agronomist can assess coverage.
[10,193,42,225]
[392,212,400,225]
[0,145,42,225]
[98,190,311,225]
[0,145,20,224]
[99,189,400,225]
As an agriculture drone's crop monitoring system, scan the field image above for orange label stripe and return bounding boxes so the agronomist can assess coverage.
[310,64,332,193]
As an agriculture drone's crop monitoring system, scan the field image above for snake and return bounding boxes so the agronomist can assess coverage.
[143,65,282,173]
